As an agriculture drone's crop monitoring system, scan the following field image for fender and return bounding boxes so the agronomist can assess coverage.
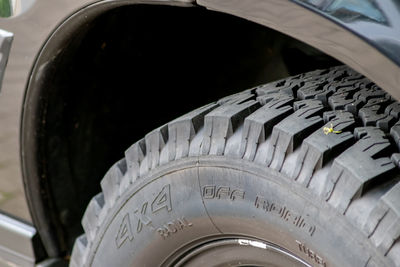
[0,0,399,261]
[0,0,398,105]
[198,0,400,101]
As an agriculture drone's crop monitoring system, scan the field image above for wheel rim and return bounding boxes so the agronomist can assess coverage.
[170,237,311,267]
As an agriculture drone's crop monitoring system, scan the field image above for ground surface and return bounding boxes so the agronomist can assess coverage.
[0,62,31,222]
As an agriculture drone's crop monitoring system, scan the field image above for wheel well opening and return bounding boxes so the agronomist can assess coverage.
[23,4,339,255]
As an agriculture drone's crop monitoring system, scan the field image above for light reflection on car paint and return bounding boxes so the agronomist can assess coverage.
[299,0,386,23]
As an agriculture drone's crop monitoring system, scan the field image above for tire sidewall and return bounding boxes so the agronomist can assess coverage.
[86,156,384,267]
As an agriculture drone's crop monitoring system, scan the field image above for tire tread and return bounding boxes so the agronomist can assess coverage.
[71,66,400,266]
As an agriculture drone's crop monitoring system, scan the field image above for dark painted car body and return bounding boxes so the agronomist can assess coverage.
[199,0,400,100]
[0,0,399,265]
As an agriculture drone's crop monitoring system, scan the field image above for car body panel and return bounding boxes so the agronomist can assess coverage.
[0,0,399,263]
[198,0,400,100]
[299,0,400,66]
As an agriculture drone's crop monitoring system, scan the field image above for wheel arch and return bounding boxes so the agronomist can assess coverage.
[18,0,400,260]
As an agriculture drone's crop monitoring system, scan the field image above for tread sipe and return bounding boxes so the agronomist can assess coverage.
[71,66,400,266]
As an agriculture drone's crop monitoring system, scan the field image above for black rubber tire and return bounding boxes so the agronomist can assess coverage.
[70,66,400,267]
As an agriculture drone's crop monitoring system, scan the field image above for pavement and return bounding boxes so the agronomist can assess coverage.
[0,69,31,222]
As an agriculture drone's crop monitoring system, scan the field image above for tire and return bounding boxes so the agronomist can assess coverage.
[70,66,400,267]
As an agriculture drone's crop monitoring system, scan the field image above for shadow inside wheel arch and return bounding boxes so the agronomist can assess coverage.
[21,3,340,258]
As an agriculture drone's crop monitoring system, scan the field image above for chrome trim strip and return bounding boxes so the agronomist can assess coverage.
[0,213,37,267]
[0,29,12,93]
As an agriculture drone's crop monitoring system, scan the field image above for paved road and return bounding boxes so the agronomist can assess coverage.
[0,67,31,222]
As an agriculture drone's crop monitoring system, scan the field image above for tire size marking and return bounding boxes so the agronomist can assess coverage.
[115,184,172,249]
[254,195,316,237]
[157,217,193,239]
[296,240,327,267]
[202,185,245,201]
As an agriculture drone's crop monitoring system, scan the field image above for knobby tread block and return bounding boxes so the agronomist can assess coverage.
[354,85,388,103]
[265,99,324,171]
[323,127,396,214]
[363,182,400,255]
[201,96,260,156]
[81,193,105,243]
[144,125,169,171]
[168,103,218,161]
[297,82,333,104]
[292,111,355,186]
[390,123,400,151]
[386,102,400,119]
[240,92,293,161]
[71,65,400,266]
[359,98,396,132]
[100,159,126,210]
[125,139,145,183]
[329,86,361,112]
[70,235,88,267]
[392,153,400,168]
